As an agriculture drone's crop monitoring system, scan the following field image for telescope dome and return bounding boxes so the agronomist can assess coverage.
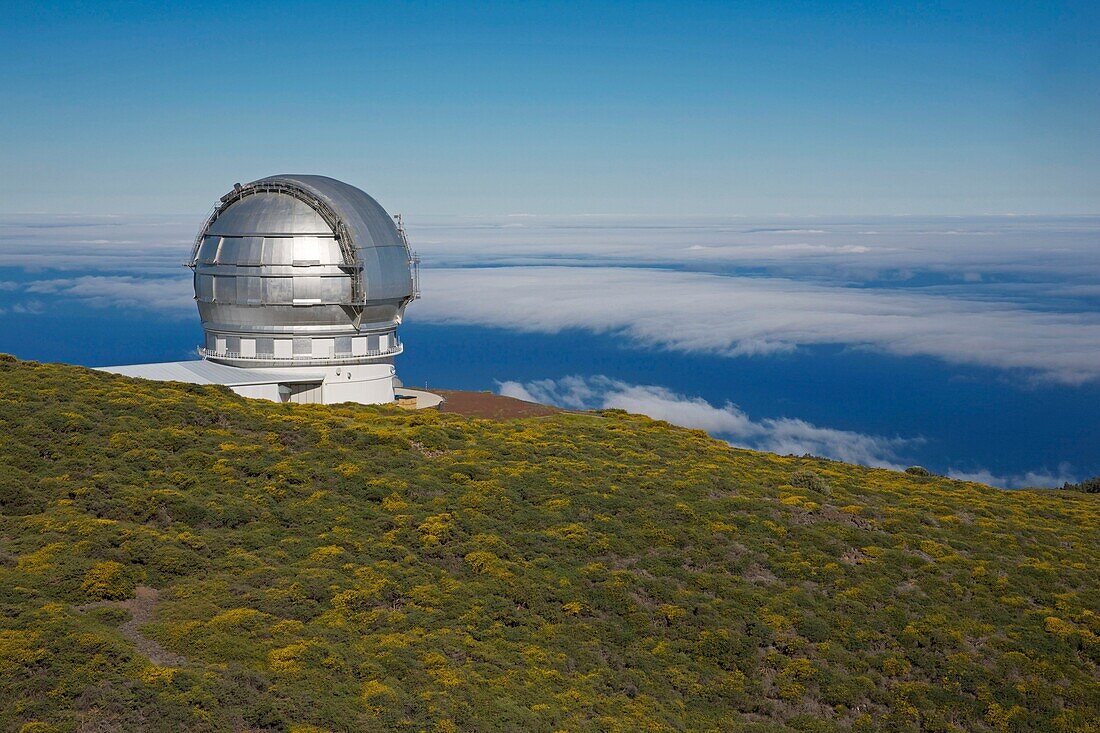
[188,175,418,368]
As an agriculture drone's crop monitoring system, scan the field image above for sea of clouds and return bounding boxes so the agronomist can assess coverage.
[499,375,920,471]
[2,212,1097,486]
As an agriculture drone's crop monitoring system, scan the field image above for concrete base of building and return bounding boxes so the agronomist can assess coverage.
[238,363,396,405]
[97,359,410,406]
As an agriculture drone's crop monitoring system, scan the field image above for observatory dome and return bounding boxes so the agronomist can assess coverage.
[188,175,418,371]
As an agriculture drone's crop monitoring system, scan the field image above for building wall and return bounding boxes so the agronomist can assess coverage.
[230,383,286,402]
[316,363,396,405]
[235,362,396,405]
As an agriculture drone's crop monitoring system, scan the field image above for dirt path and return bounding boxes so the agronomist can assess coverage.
[78,585,188,667]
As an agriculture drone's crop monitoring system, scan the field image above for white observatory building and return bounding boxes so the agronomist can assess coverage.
[101,175,436,407]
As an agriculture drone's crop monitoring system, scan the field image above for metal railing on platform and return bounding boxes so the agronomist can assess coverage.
[199,342,402,365]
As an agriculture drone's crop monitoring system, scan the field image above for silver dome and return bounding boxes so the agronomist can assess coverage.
[188,175,418,368]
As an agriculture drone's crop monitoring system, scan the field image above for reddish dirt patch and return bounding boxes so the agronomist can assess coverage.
[435,389,561,419]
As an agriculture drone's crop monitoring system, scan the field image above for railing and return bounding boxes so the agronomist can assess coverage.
[187,202,220,266]
[199,342,402,365]
[410,252,421,300]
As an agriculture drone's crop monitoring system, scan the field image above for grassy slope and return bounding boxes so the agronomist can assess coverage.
[0,356,1096,733]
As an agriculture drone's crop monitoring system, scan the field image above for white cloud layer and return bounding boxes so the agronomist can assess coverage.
[498,375,917,470]
[947,464,1078,490]
[4,213,1099,384]
[421,266,1100,384]
[6,214,1099,299]
[406,214,1100,298]
[0,215,193,275]
[21,275,194,312]
[9,259,1096,384]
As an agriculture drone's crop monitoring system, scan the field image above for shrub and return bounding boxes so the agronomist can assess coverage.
[243,701,285,731]
[789,470,829,494]
[85,606,132,627]
[0,630,47,667]
[80,561,135,600]
[0,468,46,515]
[1061,476,1100,493]
[905,466,932,477]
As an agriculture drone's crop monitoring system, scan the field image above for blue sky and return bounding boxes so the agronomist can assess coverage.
[1,2,1098,487]
[1,1,1098,215]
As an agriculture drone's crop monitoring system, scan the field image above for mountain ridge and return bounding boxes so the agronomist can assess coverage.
[0,356,1096,732]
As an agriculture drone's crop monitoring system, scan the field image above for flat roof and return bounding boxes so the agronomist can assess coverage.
[96,360,324,387]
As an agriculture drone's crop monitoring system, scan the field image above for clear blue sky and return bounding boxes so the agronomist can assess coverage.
[1,1,1097,215]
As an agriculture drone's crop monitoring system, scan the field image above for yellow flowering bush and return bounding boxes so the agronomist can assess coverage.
[79,561,134,600]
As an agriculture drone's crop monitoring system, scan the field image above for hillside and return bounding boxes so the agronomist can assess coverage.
[0,356,1096,733]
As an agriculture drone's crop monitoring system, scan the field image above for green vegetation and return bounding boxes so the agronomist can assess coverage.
[1061,477,1100,494]
[0,356,1097,732]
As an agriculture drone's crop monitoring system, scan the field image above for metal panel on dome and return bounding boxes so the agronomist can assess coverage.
[321,240,345,265]
[369,246,418,300]
[238,237,264,265]
[263,277,293,304]
[196,274,214,301]
[213,276,235,302]
[291,237,324,266]
[207,192,331,236]
[237,276,262,304]
[293,276,322,302]
[319,276,352,302]
[198,236,220,264]
[264,238,294,265]
[253,175,414,298]
[215,238,238,264]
